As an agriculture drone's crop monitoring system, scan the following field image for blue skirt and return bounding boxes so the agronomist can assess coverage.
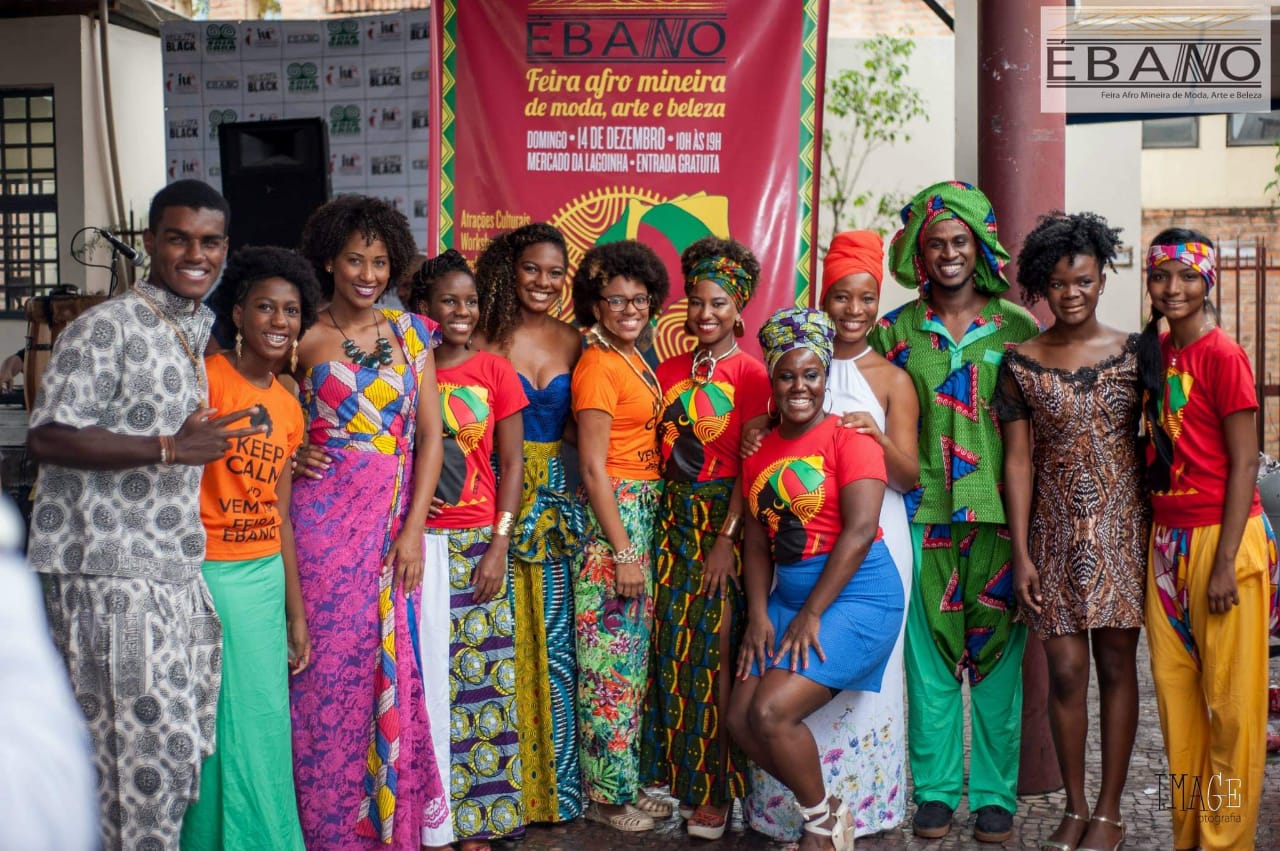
[751,542,905,691]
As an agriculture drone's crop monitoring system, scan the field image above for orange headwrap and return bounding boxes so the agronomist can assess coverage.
[822,230,884,300]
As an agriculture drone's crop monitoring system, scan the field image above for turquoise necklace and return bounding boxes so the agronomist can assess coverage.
[329,307,393,369]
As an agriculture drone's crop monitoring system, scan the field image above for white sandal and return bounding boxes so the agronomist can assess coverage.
[584,802,655,832]
[791,797,854,851]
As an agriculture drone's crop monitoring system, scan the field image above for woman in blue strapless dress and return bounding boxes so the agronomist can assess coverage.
[474,224,585,823]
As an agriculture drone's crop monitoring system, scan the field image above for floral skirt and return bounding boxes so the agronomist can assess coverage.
[575,477,662,805]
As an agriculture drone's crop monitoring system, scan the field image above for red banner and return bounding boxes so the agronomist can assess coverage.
[431,0,828,359]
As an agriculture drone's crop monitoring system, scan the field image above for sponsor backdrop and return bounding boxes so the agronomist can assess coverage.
[432,0,830,359]
[160,12,432,246]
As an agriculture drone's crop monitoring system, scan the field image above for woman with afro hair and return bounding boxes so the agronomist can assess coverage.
[991,211,1147,851]
[288,195,451,851]
[472,223,587,823]
[570,239,670,832]
[181,245,321,851]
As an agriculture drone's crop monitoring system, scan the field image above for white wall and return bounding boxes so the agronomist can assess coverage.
[1066,121,1145,332]
[0,16,165,363]
[1143,114,1276,209]
[821,35,956,316]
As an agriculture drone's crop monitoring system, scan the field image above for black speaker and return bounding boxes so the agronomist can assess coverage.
[219,118,331,252]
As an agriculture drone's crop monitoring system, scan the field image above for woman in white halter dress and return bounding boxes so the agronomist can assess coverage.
[747,232,914,841]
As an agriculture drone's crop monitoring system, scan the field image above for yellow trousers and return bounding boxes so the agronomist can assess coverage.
[1146,514,1275,851]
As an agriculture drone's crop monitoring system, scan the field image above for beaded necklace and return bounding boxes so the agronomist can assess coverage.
[588,326,661,415]
[328,307,393,369]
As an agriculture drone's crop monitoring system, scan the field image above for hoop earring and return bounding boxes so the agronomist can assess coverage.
[234,331,243,362]
[733,316,745,338]
[289,339,298,372]
[767,396,777,419]
[823,393,834,414]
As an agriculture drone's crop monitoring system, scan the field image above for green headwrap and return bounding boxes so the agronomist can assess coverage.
[685,255,756,310]
[888,180,1011,295]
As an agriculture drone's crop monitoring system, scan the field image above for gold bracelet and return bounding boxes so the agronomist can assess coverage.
[718,514,742,540]
[494,510,516,537]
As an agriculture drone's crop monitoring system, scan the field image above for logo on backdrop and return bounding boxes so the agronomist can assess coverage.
[287,63,320,94]
[1040,4,1271,113]
[206,23,237,54]
[327,19,360,50]
[329,104,362,137]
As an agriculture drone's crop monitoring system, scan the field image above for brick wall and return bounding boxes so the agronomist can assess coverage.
[1142,207,1280,455]
[829,0,954,38]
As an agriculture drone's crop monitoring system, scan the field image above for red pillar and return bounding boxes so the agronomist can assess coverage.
[977,0,1064,795]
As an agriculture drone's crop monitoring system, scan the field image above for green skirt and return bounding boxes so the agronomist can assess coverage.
[181,553,304,851]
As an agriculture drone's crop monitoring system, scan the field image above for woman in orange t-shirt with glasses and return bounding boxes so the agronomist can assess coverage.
[570,239,670,833]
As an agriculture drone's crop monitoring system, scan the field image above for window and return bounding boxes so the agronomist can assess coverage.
[1141,116,1198,149]
[1226,111,1280,146]
[0,89,58,315]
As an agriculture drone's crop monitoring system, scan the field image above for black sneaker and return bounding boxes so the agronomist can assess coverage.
[973,805,1014,843]
[911,800,954,838]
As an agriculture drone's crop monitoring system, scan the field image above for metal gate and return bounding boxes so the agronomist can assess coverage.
[1216,239,1278,458]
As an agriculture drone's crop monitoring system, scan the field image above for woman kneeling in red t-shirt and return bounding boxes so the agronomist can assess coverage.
[727,307,904,851]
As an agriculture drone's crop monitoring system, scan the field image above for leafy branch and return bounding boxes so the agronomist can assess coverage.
[821,34,926,248]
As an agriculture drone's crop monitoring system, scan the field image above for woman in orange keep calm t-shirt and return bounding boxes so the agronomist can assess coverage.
[183,246,321,851]
[569,239,669,833]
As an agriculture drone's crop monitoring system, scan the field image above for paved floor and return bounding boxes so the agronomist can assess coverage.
[506,641,1280,849]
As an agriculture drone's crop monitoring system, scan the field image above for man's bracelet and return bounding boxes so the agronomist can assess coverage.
[159,434,177,465]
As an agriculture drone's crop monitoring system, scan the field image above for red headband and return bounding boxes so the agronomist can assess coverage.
[822,230,884,300]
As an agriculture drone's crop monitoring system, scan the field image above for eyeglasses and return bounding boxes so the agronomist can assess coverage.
[598,294,654,312]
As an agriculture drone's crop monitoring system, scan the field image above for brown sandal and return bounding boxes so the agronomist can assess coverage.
[632,790,673,818]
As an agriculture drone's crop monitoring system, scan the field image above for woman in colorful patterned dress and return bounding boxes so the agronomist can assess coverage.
[747,232,920,842]
[409,249,529,851]
[728,308,904,851]
[1138,228,1276,851]
[570,239,670,833]
[994,212,1148,851]
[181,246,321,851]
[288,196,450,851]
[474,223,585,823]
[641,237,769,840]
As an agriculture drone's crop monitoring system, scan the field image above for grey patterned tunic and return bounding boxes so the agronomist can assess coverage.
[29,281,222,851]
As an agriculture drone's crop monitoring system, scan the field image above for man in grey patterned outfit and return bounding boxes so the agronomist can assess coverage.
[27,180,265,851]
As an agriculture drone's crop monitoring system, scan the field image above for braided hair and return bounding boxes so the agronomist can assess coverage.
[408,249,472,313]
[1015,211,1122,306]
[1138,226,1215,491]
[474,223,569,346]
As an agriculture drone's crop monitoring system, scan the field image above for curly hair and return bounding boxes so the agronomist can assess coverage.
[679,236,761,286]
[473,222,569,345]
[1015,211,1122,307]
[571,240,670,327]
[207,245,323,345]
[1137,226,1216,493]
[299,195,417,300]
[408,248,473,313]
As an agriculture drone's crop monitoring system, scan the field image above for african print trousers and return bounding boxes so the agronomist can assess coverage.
[905,522,1025,813]
[43,573,221,851]
[1147,514,1275,851]
[575,478,662,805]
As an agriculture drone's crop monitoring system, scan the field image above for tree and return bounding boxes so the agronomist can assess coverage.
[820,34,926,249]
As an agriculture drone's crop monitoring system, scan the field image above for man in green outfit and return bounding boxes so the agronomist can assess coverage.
[868,180,1039,843]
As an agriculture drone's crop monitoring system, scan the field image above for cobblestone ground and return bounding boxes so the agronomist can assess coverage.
[507,640,1280,850]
